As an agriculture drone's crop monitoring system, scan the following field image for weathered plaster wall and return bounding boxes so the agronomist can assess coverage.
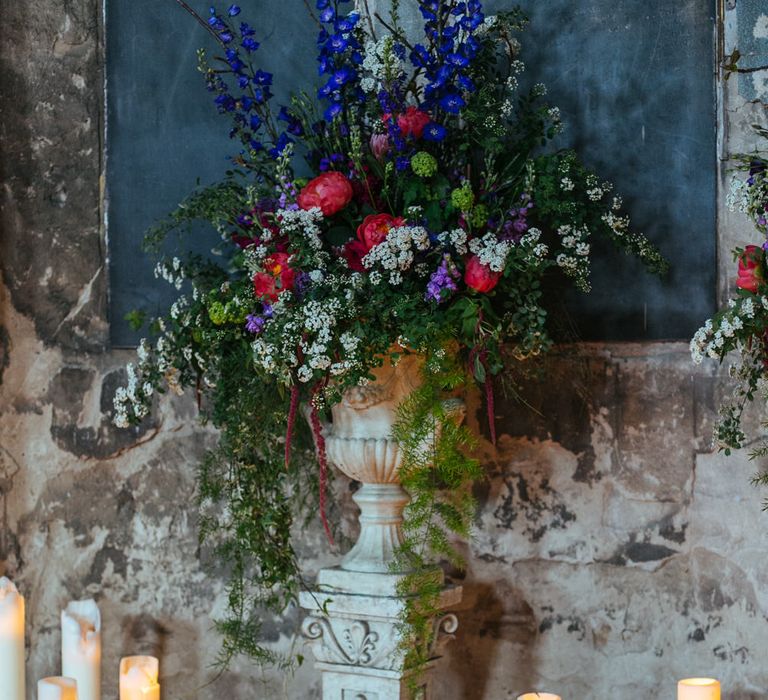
[1,1,767,699]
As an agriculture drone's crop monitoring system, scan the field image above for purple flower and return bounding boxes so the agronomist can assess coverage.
[245,302,274,334]
[294,271,312,296]
[245,314,265,334]
[425,255,460,303]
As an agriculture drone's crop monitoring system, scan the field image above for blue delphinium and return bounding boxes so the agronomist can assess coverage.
[409,0,483,116]
[202,7,298,161]
[315,0,364,122]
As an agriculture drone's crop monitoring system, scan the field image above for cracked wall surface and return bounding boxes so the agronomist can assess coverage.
[1,1,767,698]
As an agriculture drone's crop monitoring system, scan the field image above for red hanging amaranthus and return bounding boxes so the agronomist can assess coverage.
[309,385,334,545]
[481,349,496,445]
[469,345,496,446]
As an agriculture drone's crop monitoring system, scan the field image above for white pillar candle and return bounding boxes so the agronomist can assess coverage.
[678,678,721,700]
[38,676,78,700]
[119,656,160,700]
[61,600,101,700]
[518,694,562,700]
[0,577,25,700]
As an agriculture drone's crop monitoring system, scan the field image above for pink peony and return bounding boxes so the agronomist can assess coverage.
[297,171,353,217]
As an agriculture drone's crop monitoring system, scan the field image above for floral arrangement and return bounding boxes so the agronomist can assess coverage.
[114,0,666,670]
[691,127,768,455]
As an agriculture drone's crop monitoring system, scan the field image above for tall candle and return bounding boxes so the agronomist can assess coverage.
[37,676,78,700]
[119,656,160,700]
[0,577,25,700]
[678,678,721,700]
[518,694,562,700]
[61,600,101,700]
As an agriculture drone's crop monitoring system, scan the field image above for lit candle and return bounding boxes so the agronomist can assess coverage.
[517,694,562,700]
[678,678,721,700]
[61,600,101,700]
[0,577,25,700]
[119,656,160,700]
[37,676,78,700]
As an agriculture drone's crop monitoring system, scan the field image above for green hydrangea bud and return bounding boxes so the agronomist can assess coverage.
[208,301,228,326]
[226,301,247,324]
[411,151,438,178]
[451,184,475,212]
[470,204,489,228]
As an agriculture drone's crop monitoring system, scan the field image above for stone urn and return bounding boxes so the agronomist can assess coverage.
[300,351,463,700]
[325,351,423,574]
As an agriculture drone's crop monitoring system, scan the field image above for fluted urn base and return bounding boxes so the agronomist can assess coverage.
[340,483,410,573]
[301,352,462,699]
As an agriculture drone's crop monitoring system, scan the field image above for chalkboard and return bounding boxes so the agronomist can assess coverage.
[507,0,717,340]
[107,0,717,346]
[106,0,318,347]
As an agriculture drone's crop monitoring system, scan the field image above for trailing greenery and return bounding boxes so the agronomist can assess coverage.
[391,348,481,683]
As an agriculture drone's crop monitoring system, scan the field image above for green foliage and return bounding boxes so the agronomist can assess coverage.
[124,309,146,331]
[390,349,482,686]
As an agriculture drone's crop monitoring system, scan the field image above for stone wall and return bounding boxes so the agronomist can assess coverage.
[1,1,767,698]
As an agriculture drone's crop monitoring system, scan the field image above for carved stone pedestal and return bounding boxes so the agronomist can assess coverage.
[299,353,463,699]
[299,568,461,700]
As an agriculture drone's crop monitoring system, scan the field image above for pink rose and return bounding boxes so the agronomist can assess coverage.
[397,107,431,139]
[464,255,501,293]
[356,213,405,252]
[736,245,765,293]
[297,171,353,217]
[253,252,296,301]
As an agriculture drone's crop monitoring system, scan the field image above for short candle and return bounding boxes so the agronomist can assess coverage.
[37,676,78,700]
[517,694,562,700]
[61,600,101,700]
[119,656,160,700]
[678,678,721,700]
[0,577,25,700]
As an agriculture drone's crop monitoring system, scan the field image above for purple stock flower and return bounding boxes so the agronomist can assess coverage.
[245,314,265,334]
[501,194,534,242]
[425,255,460,303]
[245,302,274,334]
[293,271,312,296]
